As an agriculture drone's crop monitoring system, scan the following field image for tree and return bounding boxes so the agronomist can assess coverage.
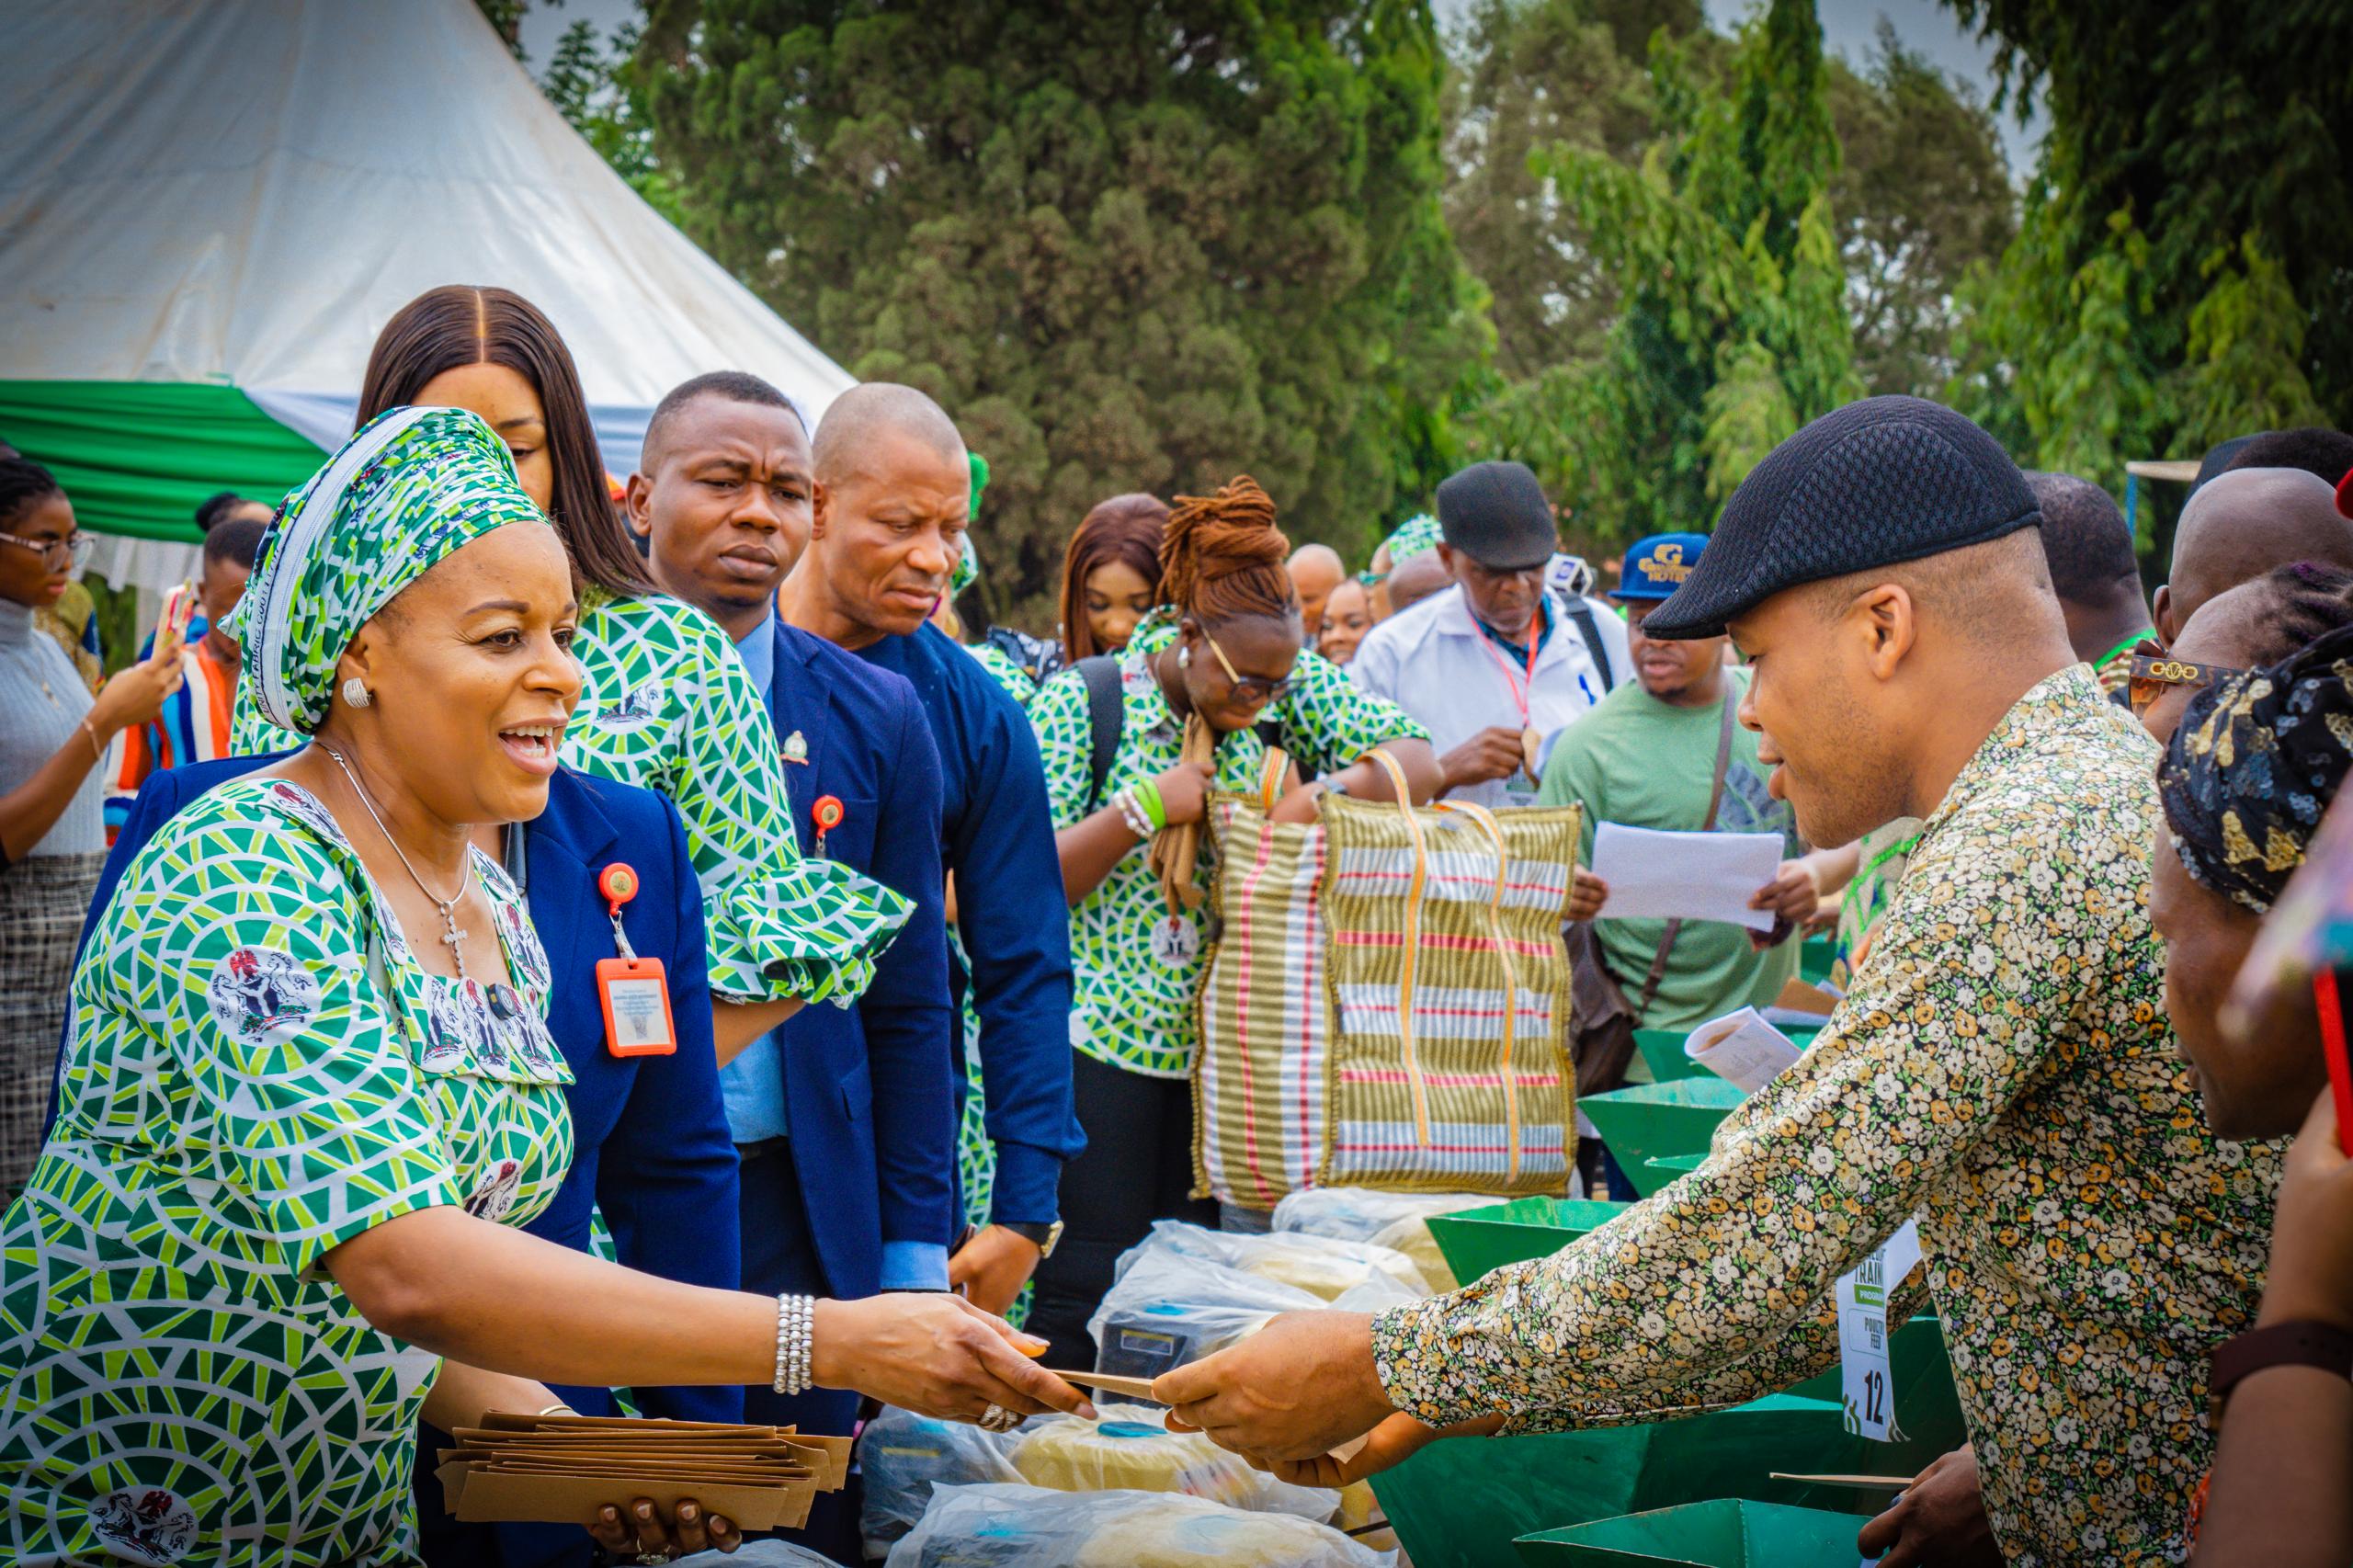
[634,0,1485,623]
[1940,0,2353,505]
[540,17,687,228]
[1826,22,2015,397]
[1464,0,1862,548]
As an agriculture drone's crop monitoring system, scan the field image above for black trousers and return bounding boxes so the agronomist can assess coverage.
[1026,1051,1219,1371]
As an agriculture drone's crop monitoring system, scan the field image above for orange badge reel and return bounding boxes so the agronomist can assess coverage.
[595,863,676,1057]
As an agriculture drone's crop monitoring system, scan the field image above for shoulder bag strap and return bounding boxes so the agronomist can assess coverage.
[1561,595,1617,693]
[1633,687,1740,1017]
[1076,654,1124,808]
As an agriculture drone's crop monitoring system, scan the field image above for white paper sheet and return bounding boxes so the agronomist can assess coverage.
[1684,1006,1804,1094]
[1590,823,1785,932]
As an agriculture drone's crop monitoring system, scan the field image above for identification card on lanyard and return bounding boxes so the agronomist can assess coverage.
[1477,617,1546,785]
[1836,1219,1922,1441]
[595,863,676,1057]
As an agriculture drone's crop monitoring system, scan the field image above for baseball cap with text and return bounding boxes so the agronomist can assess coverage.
[1614,532,1709,602]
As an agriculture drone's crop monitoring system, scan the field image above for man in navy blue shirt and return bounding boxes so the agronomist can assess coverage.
[779,384,1082,1316]
[629,372,954,1561]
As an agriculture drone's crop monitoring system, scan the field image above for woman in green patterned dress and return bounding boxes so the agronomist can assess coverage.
[0,408,1084,1568]
[1021,476,1439,1365]
[233,286,904,1047]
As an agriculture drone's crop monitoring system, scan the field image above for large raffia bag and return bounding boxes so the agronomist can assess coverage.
[1193,752,1581,1209]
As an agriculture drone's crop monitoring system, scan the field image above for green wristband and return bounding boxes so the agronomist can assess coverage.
[1131,776,1168,832]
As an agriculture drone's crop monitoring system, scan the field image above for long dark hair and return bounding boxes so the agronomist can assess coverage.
[357,285,655,597]
[1058,493,1169,662]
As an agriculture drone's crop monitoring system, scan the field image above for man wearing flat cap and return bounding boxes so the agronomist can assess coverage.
[1155,396,2274,1568]
[1350,460,1629,809]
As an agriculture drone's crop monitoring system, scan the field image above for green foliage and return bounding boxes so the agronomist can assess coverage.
[634,0,1484,623]
[1472,0,1861,547]
[473,0,533,59]
[1939,0,2353,523]
[540,17,687,227]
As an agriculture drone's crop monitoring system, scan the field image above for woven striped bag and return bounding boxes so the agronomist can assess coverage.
[1192,753,1582,1208]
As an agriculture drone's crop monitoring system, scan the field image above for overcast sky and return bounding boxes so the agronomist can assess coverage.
[519,0,2044,173]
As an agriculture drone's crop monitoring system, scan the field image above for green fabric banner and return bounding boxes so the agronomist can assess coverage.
[0,381,326,543]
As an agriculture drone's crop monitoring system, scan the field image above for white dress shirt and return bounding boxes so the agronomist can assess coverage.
[1349,583,1631,810]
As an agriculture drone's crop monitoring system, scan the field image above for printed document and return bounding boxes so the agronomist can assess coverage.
[1591,823,1784,932]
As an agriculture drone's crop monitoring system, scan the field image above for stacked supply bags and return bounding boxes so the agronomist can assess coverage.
[862,1221,1434,1562]
[885,1485,1396,1567]
[1196,774,1582,1211]
[1271,1186,1495,1292]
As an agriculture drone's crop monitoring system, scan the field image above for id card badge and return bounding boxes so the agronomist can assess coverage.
[597,955,676,1057]
[594,862,674,1056]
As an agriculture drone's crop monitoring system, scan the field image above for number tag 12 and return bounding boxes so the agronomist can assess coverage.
[1836,1218,1922,1442]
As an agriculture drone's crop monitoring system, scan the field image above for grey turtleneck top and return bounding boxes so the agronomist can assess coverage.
[0,597,105,858]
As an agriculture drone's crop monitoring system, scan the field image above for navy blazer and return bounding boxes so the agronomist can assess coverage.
[66,757,743,1426]
[858,624,1084,1227]
[744,619,954,1298]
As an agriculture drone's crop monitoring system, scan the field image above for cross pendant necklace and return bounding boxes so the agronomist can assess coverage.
[320,743,475,982]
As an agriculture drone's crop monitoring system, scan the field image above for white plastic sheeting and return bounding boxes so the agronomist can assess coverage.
[0,0,855,472]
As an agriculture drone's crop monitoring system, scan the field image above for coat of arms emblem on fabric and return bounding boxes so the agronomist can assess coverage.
[89,1488,198,1564]
[205,949,321,1047]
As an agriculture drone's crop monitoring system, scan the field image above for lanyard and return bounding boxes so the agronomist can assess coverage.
[2092,631,2144,676]
[1839,833,1921,929]
[1476,619,1545,728]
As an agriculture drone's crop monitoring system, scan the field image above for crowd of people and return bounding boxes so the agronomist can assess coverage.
[0,277,2348,1568]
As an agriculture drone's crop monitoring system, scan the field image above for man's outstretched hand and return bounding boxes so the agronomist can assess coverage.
[1153,1310,1394,1463]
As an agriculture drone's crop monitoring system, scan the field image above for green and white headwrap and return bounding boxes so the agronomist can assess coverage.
[230,405,548,734]
[1384,513,1444,563]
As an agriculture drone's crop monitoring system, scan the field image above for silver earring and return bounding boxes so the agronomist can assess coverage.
[1178,647,1192,669]
[342,676,372,709]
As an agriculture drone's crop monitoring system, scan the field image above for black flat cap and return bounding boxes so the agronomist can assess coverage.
[1643,395,2041,640]
[1437,460,1557,571]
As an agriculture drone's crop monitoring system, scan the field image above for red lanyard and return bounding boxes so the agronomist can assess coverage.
[1477,623,1542,727]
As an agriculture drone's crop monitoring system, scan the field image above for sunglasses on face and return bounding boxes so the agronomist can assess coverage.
[1201,628,1295,705]
[2127,638,2246,718]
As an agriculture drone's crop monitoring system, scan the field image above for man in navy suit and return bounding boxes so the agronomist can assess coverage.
[62,756,740,1568]
[630,373,954,1562]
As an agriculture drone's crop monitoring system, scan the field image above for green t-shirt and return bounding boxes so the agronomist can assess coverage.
[1536,669,1802,1041]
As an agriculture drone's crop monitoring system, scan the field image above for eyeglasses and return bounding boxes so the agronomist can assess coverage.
[2127,639,2245,718]
[1201,628,1295,705]
[0,528,93,569]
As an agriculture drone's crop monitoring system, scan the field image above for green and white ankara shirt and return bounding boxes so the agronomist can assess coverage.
[0,778,574,1567]
[1029,609,1427,1079]
[232,587,910,1006]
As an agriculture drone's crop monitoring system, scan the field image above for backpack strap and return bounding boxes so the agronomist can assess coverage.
[1075,654,1126,808]
[1559,595,1617,694]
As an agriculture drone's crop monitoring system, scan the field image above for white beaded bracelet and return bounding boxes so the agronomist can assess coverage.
[773,1293,815,1396]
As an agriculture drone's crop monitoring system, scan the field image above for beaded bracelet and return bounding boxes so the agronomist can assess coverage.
[773,1293,815,1396]
[1111,789,1154,841]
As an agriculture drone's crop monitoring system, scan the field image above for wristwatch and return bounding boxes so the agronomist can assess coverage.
[998,1220,1064,1258]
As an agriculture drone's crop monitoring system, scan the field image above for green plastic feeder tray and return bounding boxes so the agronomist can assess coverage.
[1644,1153,1707,1183]
[1579,1080,1745,1197]
[1427,1197,1631,1285]
[1798,938,1838,985]
[1514,1499,1865,1566]
[1632,1029,1711,1084]
[1372,1384,1963,1568]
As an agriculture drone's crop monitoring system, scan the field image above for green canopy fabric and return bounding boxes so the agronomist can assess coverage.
[0,381,326,543]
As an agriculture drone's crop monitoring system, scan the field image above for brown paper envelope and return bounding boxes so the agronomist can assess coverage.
[1045,1369,1160,1401]
[436,1459,472,1516]
[453,1434,796,1457]
[1771,976,1842,1017]
[776,1433,852,1488]
[471,1460,801,1485]
[479,1412,779,1437]
[452,1471,793,1530]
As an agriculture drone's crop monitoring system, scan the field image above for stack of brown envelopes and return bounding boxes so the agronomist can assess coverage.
[437,1413,852,1531]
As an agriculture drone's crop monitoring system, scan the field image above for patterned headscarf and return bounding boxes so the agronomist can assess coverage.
[2160,621,2353,913]
[1384,513,1444,564]
[228,406,547,734]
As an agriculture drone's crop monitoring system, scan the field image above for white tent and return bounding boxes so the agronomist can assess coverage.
[0,0,854,583]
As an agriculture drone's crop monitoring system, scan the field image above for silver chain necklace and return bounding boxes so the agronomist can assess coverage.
[318,743,475,980]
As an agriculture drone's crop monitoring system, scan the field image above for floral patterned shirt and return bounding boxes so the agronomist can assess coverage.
[1,778,574,1567]
[1029,610,1427,1078]
[1371,668,2279,1568]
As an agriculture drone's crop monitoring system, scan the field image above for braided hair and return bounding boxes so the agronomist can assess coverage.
[1158,475,1299,628]
[2243,562,2353,664]
[0,459,63,530]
